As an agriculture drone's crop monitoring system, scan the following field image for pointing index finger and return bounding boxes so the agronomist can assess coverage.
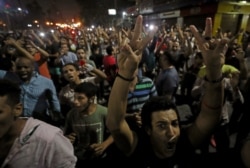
[204,17,212,39]
[132,15,143,42]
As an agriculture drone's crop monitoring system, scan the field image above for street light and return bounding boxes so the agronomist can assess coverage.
[108,9,117,27]
[122,11,127,18]
[108,9,116,15]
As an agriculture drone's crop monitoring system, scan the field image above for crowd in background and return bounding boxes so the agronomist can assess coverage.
[1,15,250,167]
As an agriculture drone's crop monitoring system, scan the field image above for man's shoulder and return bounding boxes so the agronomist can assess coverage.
[22,118,62,142]
[67,51,77,55]
[34,73,54,83]
[139,76,154,82]
[59,84,71,93]
[96,104,107,110]
[222,64,240,73]
[0,70,19,81]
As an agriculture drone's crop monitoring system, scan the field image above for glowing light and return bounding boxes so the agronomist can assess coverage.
[39,32,45,37]
[239,1,247,3]
[108,9,116,15]
[149,25,154,30]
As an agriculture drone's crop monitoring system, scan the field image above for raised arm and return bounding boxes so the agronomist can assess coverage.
[4,38,33,60]
[83,63,107,83]
[187,18,227,147]
[29,30,46,48]
[27,39,50,58]
[106,15,157,156]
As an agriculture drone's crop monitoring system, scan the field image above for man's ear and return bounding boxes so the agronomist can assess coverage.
[13,103,23,117]
[89,96,95,103]
[76,70,80,76]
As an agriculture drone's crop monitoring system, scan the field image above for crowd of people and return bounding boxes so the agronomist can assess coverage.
[0,14,250,168]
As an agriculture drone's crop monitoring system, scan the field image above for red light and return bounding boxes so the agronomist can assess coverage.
[5,4,10,8]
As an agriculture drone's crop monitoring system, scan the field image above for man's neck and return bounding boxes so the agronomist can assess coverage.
[1,119,26,142]
[80,103,96,116]
[162,64,174,70]
[69,78,81,88]
[0,119,26,166]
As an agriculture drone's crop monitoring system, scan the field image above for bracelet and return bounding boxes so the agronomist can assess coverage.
[204,75,223,83]
[116,73,134,82]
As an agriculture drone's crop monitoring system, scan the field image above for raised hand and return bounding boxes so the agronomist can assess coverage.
[117,15,157,78]
[190,18,228,68]
[190,17,228,80]
[65,132,77,144]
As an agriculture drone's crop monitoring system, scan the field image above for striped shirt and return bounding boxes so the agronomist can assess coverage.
[127,76,157,113]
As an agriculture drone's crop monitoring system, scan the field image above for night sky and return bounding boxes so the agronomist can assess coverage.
[3,0,80,20]
[2,0,134,27]
[37,0,80,20]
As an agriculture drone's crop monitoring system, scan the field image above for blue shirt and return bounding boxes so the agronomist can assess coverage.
[0,70,60,117]
[60,51,78,65]
[156,67,179,97]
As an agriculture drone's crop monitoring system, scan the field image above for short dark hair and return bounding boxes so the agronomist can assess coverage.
[106,45,113,55]
[195,52,203,59]
[62,62,80,72]
[162,50,176,65]
[141,96,179,129]
[74,82,98,98]
[75,47,86,52]
[0,79,21,106]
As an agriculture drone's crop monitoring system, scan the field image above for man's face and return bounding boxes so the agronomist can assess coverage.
[148,109,180,158]
[73,92,90,110]
[15,58,34,82]
[172,42,179,52]
[60,44,69,54]
[76,49,87,61]
[0,96,16,138]
[62,65,79,83]
[7,45,16,55]
[77,37,85,46]
[25,44,36,55]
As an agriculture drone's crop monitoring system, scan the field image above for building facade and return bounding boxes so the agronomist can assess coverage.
[125,0,250,37]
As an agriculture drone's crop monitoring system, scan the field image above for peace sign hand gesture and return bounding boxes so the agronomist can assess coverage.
[117,15,157,79]
[190,17,228,81]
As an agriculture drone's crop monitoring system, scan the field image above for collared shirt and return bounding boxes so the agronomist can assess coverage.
[60,51,78,66]
[1,117,76,168]
[0,70,60,117]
